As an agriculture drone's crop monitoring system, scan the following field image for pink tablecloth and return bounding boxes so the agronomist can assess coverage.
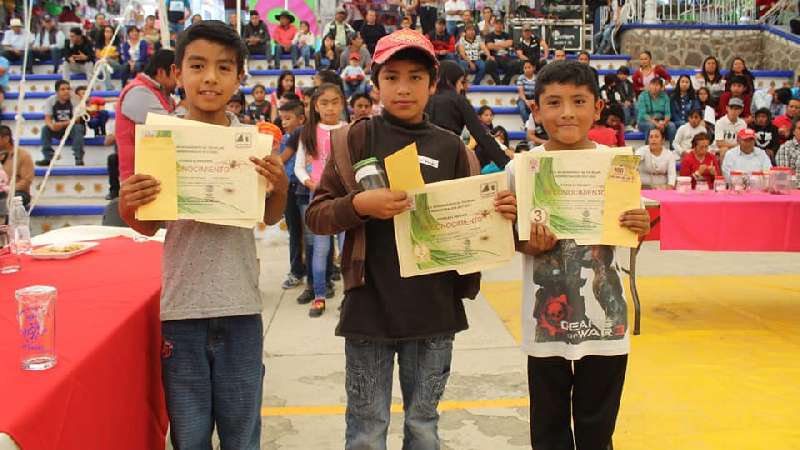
[641,189,800,252]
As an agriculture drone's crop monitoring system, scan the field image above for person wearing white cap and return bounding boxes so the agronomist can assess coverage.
[721,128,773,182]
[321,6,355,50]
[2,18,33,74]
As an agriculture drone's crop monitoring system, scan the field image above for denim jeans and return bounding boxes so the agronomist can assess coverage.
[445,21,460,38]
[291,45,313,68]
[284,182,306,278]
[459,59,487,85]
[622,103,636,127]
[344,335,455,450]
[517,98,531,125]
[311,232,332,299]
[299,199,334,292]
[161,315,264,450]
[594,24,616,54]
[274,44,293,69]
[120,61,144,87]
[344,79,367,99]
[41,123,85,162]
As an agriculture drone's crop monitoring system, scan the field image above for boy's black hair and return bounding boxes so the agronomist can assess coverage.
[617,65,630,76]
[144,49,175,78]
[228,93,244,105]
[649,77,664,86]
[728,75,747,87]
[688,108,703,118]
[282,92,301,103]
[753,107,771,120]
[370,47,438,89]
[70,27,82,36]
[74,85,87,94]
[604,103,624,122]
[775,87,792,105]
[578,50,590,59]
[436,18,446,25]
[127,25,140,35]
[349,92,372,107]
[54,79,70,91]
[175,20,248,75]
[278,100,305,118]
[251,83,266,93]
[533,60,599,103]
[477,105,493,116]
[603,73,616,86]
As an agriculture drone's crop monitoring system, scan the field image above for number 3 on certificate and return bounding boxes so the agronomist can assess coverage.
[530,208,547,224]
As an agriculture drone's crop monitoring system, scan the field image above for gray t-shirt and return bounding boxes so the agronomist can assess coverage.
[44,94,81,122]
[160,113,263,321]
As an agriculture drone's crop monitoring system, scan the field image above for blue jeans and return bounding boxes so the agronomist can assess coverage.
[622,103,636,127]
[285,181,306,278]
[291,45,312,68]
[344,79,367,99]
[517,98,531,125]
[41,123,85,162]
[345,335,455,450]
[161,315,264,450]
[459,59,486,85]
[445,21,460,37]
[274,44,293,69]
[299,199,333,294]
[638,120,677,146]
[594,24,615,54]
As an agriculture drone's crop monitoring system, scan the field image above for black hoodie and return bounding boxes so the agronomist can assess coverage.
[752,108,780,163]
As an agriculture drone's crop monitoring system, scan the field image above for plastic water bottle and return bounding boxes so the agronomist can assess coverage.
[9,196,31,255]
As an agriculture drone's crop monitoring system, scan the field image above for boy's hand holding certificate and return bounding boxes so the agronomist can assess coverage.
[514,148,642,248]
[134,114,272,228]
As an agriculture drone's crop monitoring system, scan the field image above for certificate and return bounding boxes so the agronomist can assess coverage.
[393,172,515,278]
[515,148,641,247]
[134,115,270,227]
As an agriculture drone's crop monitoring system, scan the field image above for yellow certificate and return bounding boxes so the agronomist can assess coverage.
[514,148,641,247]
[393,172,515,278]
[135,114,270,228]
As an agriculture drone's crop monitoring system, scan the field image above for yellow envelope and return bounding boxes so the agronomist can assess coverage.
[135,129,178,221]
[384,143,425,191]
[599,154,641,248]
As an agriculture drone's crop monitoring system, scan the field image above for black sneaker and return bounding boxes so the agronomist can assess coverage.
[309,298,326,317]
[331,265,342,281]
[35,159,51,166]
[75,159,85,166]
[296,288,314,304]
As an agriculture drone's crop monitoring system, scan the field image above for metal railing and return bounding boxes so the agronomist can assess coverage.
[624,0,757,25]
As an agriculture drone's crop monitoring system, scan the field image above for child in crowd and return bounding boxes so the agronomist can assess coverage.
[599,74,620,106]
[714,97,747,159]
[505,60,650,450]
[270,71,303,120]
[75,85,109,137]
[369,85,383,115]
[614,66,636,128]
[242,83,272,124]
[752,108,780,163]
[680,132,720,189]
[516,60,537,124]
[716,75,752,122]
[603,104,626,147]
[342,53,367,98]
[278,100,307,289]
[226,92,246,122]
[587,115,618,146]
[636,127,677,189]
[306,29,517,448]
[294,83,348,316]
[478,104,494,128]
[117,20,288,450]
[291,20,315,68]
[349,92,373,121]
[695,86,717,136]
[673,109,708,155]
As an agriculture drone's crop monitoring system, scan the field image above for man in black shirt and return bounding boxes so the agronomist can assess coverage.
[61,27,95,82]
[37,80,85,166]
[242,10,273,68]
[485,19,519,85]
[359,9,387,55]
[515,24,549,66]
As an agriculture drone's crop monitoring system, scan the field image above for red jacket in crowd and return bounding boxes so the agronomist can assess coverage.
[632,65,672,95]
[427,31,455,55]
[679,151,721,189]
[716,92,752,119]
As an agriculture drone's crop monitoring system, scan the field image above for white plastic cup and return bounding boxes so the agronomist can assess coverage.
[16,286,57,371]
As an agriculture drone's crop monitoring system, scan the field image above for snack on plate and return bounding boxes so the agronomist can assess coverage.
[32,243,90,255]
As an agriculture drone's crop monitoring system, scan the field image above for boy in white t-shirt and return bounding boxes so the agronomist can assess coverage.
[444,0,467,37]
[673,108,708,155]
[714,97,747,160]
[505,61,650,449]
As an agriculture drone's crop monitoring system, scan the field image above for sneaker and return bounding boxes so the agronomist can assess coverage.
[35,159,51,166]
[331,265,342,281]
[75,159,85,166]
[309,298,326,317]
[296,288,314,304]
[326,283,335,299]
[282,273,302,289]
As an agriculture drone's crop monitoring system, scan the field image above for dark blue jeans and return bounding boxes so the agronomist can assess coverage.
[41,123,85,162]
[344,335,455,450]
[284,182,306,278]
[161,315,264,450]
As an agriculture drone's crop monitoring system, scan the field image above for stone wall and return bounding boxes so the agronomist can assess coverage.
[761,31,800,77]
[619,27,764,70]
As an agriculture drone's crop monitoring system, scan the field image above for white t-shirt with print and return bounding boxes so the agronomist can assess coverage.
[714,115,747,146]
[445,0,467,21]
[505,144,630,360]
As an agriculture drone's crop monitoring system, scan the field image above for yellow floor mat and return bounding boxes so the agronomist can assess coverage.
[481,275,800,449]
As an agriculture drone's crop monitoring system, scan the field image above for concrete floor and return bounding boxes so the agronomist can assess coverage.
[168,239,800,450]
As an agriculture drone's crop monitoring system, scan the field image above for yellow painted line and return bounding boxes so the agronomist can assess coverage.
[262,397,530,417]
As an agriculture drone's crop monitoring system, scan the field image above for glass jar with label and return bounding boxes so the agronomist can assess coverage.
[676,176,692,193]
[353,157,389,191]
[730,171,746,193]
[713,176,727,193]
[749,171,766,191]
[768,167,793,194]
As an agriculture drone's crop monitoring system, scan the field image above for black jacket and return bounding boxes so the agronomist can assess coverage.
[425,89,510,168]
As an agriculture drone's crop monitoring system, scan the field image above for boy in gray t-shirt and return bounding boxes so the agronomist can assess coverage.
[117,21,288,449]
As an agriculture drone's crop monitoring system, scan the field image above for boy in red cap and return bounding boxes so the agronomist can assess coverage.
[306,28,517,449]
[341,52,367,99]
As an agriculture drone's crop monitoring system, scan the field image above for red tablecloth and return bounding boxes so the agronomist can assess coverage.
[0,237,167,450]
[641,189,800,251]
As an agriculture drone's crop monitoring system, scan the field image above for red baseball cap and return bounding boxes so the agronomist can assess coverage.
[737,128,756,139]
[372,28,438,68]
